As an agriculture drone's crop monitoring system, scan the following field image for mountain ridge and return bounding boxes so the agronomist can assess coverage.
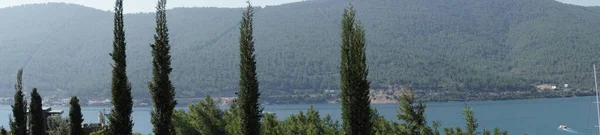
[1,0,599,98]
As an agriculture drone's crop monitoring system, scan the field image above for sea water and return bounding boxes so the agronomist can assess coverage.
[0,96,596,135]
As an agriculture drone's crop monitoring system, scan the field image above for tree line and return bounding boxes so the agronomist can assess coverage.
[5,0,600,98]
[5,0,518,135]
[7,69,86,135]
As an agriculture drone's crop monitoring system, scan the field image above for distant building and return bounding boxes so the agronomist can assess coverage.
[536,84,557,90]
[564,84,569,88]
[323,89,338,93]
[87,99,110,106]
[83,111,105,135]
[26,107,64,133]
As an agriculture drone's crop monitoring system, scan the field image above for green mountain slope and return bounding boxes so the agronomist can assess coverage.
[0,0,599,98]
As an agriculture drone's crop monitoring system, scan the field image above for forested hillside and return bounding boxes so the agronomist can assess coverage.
[1,0,599,98]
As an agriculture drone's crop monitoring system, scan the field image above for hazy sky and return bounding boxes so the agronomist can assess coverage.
[0,0,598,13]
[0,0,305,13]
[556,0,600,6]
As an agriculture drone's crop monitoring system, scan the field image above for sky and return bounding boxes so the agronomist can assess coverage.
[556,0,600,6]
[0,0,598,13]
[0,0,305,13]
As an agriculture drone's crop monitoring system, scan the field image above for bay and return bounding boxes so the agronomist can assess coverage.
[0,96,595,135]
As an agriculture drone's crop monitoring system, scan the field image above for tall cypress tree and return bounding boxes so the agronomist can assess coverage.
[149,0,176,134]
[109,0,134,134]
[29,88,43,135]
[339,5,372,134]
[69,96,84,135]
[10,69,27,135]
[237,2,261,135]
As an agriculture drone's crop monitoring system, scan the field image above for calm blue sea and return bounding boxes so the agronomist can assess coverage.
[0,97,597,135]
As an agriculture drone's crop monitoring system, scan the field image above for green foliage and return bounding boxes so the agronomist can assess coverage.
[339,5,372,135]
[172,109,197,135]
[190,96,225,134]
[89,129,108,135]
[148,0,177,134]
[236,2,262,135]
[463,105,478,135]
[322,114,341,135]
[397,87,433,134]
[69,96,83,135]
[224,103,241,135]
[267,106,340,135]
[10,69,26,135]
[280,106,326,135]
[172,95,226,135]
[260,113,281,135]
[432,121,441,135]
[108,0,134,134]
[0,127,6,135]
[47,116,70,135]
[164,94,519,135]
[445,106,509,135]
[29,88,44,135]
[371,108,396,135]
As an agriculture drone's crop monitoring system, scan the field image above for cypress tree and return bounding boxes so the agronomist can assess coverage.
[237,2,262,135]
[10,69,27,135]
[69,96,84,135]
[109,0,134,134]
[339,5,372,135]
[149,0,176,134]
[29,88,43,135]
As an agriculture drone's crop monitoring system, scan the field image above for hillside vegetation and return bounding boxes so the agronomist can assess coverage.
[1,0,599,98]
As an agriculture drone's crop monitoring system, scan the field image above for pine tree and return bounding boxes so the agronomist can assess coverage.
[109,0,134,134]
[464,105,478,135]
[10,69,27,135]
[172,110,197,135]
[69,96,84,135]
[433,121,442,135]
[339,5,372,135]
[260,113,280,135]
[237,2,262,135]
[189,95,225,135]
[148,0,176,134]
[29,88,43,135]
[305,106,324,135]
[224,103,241,135]
[397,87,432,134]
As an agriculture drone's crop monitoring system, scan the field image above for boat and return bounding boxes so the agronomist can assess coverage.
[593,64,600,134]
[259,111,277,117]
[557,64,600,134]
[557,125,568,129]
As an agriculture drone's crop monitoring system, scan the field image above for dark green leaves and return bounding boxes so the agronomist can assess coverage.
[29,88,44,135]
[70,96,84,135]
[340,5,372,135]
[237,2,262,135]
[108,0,134,134]
[149,0,177,134]
[10,69,27,135]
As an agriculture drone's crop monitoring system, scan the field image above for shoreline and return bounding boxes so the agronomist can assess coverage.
[1,90,589,107]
